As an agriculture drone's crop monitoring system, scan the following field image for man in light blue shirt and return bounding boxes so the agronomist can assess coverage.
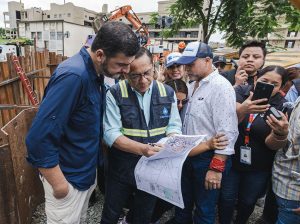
[101,48,182,224]
[285,84,299,102]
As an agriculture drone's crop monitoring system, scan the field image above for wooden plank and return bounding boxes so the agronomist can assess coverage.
[2,108,44,224]
[18,56,26,105]
[6,54,19,117]
[0,61,15,125]
[34,52,41,102]
[38,52,44,101]
[0,130,19,224]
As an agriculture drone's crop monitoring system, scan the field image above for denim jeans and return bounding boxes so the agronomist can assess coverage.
[218,168,270,224]
[175,152,231,224]
[276,195,300,224]
[262,185,278,224]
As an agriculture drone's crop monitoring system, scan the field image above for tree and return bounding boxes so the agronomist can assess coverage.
[0,28,5,38]
[163,0,300,47]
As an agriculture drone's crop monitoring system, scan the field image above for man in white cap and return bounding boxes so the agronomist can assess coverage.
[173,41,239,223]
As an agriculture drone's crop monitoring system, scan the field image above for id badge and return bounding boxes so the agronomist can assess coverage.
[240,146,251,165]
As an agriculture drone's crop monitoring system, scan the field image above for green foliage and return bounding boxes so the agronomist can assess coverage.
[168,0,300,47]
[149,12,159,25]
[0,28,5,38]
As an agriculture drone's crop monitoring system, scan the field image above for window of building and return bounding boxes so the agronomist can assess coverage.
[16,11,21,20]
[191,31,198,38]
[287,31,298,38]
[22,12,28,19]
[89,16,94,20]
[57,32,63,40]
[84,21,92,27]
[54,14,57,18]
[59,14,62,18]
[285,40,295,48]
[37,32,42,40]
[47,15,50,18]
[50,31,56,40]
[31,32,36,39]
[67,13,71,17]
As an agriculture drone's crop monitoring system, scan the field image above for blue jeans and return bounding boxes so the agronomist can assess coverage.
[276,195,300,224]
[175,152,231,224]
[218,168,270,224]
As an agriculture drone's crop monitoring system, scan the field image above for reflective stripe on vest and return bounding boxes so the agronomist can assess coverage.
[121,126,167,137]
[119,80,129,98]
[121,128,148,137]
[149,126,167,136]
[119,80,167,98]
[157,81,167,97]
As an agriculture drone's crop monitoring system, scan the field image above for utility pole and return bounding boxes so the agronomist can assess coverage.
[160,16,166,46]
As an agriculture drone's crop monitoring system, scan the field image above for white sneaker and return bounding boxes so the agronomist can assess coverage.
[118,216,129,224]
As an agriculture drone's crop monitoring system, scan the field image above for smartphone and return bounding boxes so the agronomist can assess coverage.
[264,107,282,121]
[252,82,274,105]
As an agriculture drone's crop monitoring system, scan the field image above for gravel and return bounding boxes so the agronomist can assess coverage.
[31,189,263,224]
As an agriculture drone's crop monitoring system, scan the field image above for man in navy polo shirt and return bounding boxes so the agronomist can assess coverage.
[25,21,140,224]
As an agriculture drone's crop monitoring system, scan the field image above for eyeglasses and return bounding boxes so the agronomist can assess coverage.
[128,68,153,81]
[177,99,188,105]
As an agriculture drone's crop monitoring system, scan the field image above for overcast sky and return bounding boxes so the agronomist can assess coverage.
[0,0,223,42]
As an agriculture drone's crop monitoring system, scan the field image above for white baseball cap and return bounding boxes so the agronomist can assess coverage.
[165,52,182,68]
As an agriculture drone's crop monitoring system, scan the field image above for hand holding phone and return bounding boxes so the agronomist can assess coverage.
[235,67,248,86]
[264,107,282,121]
[252,82,274,105]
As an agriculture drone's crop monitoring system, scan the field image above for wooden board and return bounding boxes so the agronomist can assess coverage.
[0,108,44,224]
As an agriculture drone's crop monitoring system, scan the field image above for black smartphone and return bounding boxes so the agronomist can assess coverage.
[252,82,274,105]
[264,107,282,121]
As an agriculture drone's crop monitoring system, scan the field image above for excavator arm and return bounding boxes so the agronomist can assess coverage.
[89,5,150,47]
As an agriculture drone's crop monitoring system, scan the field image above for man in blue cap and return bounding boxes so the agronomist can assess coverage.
[174,41,239,223]
[213,55,227,73]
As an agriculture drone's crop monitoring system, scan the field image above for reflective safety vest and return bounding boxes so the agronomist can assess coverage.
[109,80,174,157]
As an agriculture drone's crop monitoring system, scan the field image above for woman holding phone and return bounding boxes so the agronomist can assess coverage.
[218,65,289,224]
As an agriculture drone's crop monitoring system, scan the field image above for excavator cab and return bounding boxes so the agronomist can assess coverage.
[85,5,150,48]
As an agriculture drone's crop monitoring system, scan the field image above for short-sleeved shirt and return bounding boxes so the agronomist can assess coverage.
[232,85,286,172]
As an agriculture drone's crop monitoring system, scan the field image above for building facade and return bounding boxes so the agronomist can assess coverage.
[3,1,104,56]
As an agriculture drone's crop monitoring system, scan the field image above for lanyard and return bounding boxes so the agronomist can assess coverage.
[244,113,258,145]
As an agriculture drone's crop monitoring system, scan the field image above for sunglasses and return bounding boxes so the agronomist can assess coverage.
[177,99,188,105]
[214,62,226,69]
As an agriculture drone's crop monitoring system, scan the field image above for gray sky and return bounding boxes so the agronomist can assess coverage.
[0,0,223,42]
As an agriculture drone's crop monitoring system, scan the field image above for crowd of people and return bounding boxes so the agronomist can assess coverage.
[25,21,300,224]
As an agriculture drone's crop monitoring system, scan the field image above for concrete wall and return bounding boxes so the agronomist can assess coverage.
[7,1,24,28]
[18,20,94,56]
[63,22,94,57]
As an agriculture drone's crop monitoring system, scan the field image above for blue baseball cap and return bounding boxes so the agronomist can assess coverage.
[176,42,213,65]
[165,52,182,68]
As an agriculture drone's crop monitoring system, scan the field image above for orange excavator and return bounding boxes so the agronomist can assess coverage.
[86,5,150,47]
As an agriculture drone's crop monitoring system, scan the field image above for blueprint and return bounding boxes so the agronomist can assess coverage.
[134,134,207,208]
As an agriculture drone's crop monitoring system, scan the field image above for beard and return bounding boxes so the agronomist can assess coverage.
[99,59,122,79]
